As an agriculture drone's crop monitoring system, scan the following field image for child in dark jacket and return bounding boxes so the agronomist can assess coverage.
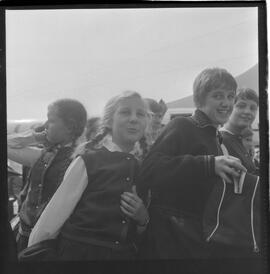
[137,68,246,259]
[220,88,259,175]
[28,91,150,260]
[8,99,87,253]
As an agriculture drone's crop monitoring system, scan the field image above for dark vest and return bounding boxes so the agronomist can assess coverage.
[61,147,140,250]
[19,146,74,229]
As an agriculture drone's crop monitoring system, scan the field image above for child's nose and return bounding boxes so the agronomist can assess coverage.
[130,112,138,122]
[221,97,231,107]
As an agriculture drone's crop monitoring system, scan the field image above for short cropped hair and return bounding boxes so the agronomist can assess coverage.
[193,68,237,108]
[235,88,259,105]
[49,99,87,140]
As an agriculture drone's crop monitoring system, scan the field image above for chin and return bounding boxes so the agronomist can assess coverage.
[217,115,230,125]
[216,118,227,126]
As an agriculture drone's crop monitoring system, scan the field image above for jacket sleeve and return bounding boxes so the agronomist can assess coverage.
[7,131,43,167]
[137,118,215,194]
[28,156,88,246]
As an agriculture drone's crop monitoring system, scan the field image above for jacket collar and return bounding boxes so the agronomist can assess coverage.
[191,109,217,129]
[191,109,223,144]
[46,142,74,152]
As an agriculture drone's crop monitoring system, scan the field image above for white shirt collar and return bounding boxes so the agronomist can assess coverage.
[100,134,137,155]
[220,127,235,135]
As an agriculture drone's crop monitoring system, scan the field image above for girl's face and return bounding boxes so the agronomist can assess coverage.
[199,88,235,127]
[111,97,147,151]
[46,105,72,145]
[150,112,163,131]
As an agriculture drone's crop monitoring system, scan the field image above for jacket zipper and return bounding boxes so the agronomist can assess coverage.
[206,179,226,242]
[251,176,260,253]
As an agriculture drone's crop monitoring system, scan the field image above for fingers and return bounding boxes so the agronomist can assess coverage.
[230,161,246,173]
[120,205,132,217]
[121,192,141,204]
[120,199,135,213]
[218,169,232,183]
[225,156,246,172]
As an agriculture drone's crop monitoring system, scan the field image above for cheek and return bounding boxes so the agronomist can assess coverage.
[46,124,54,133]
[231,109,240,118]
[251,110,257,117]
[141,119,148,131]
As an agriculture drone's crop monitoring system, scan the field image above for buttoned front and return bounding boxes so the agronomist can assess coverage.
[19,146,74,229]
[61,146,140,249]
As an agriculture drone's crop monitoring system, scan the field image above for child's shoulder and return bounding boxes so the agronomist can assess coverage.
[165,116,195,134]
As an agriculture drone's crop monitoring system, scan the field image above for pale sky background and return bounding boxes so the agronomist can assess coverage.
[6,7,258,121]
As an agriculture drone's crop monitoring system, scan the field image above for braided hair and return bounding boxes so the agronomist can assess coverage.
[74,91,150,158]
[138,136,149,160]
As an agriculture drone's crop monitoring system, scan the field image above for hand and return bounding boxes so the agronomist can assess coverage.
[120,186,149,226]
[8,131,36,148]
[214,155,246,184]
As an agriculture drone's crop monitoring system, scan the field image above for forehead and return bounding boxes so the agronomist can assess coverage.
[209,88,235,94]
[117,97,146,109]
[235,98,258,106]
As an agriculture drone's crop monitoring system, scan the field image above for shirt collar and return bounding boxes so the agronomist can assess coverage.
[220,127,243,141]
[220,127,235,135]
[100,134,137,155]
[46,142,74,152]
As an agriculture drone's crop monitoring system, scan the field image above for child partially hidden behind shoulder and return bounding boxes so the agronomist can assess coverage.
[27,91,150,261]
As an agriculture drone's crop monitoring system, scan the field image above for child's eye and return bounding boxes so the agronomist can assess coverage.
[237,103,246,109]
[213,94,223,100]
[250,105,258,112]
[137,111,146,117]
[228,94,235,100]
[119,110,130,115]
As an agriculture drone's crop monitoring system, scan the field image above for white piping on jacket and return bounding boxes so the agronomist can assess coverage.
[206,179,226,242]
[251,176,260,253]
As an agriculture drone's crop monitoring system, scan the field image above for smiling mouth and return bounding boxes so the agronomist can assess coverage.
[240,116,251,121]
[127,128,138,133]
[217,109,229,115]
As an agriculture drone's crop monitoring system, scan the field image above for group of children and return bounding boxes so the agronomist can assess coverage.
[7,67,260,262]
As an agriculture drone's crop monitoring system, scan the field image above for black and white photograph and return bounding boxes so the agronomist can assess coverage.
[0,1,268,274]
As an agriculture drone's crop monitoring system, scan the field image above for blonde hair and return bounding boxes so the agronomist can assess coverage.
[73,91,150,158]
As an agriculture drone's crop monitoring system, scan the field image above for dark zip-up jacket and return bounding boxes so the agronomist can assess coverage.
[137,109,223,259]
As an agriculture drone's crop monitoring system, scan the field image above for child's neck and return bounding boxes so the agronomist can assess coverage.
[112,137,134,153]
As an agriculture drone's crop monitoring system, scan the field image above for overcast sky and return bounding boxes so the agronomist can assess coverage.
[6,7,258,120]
